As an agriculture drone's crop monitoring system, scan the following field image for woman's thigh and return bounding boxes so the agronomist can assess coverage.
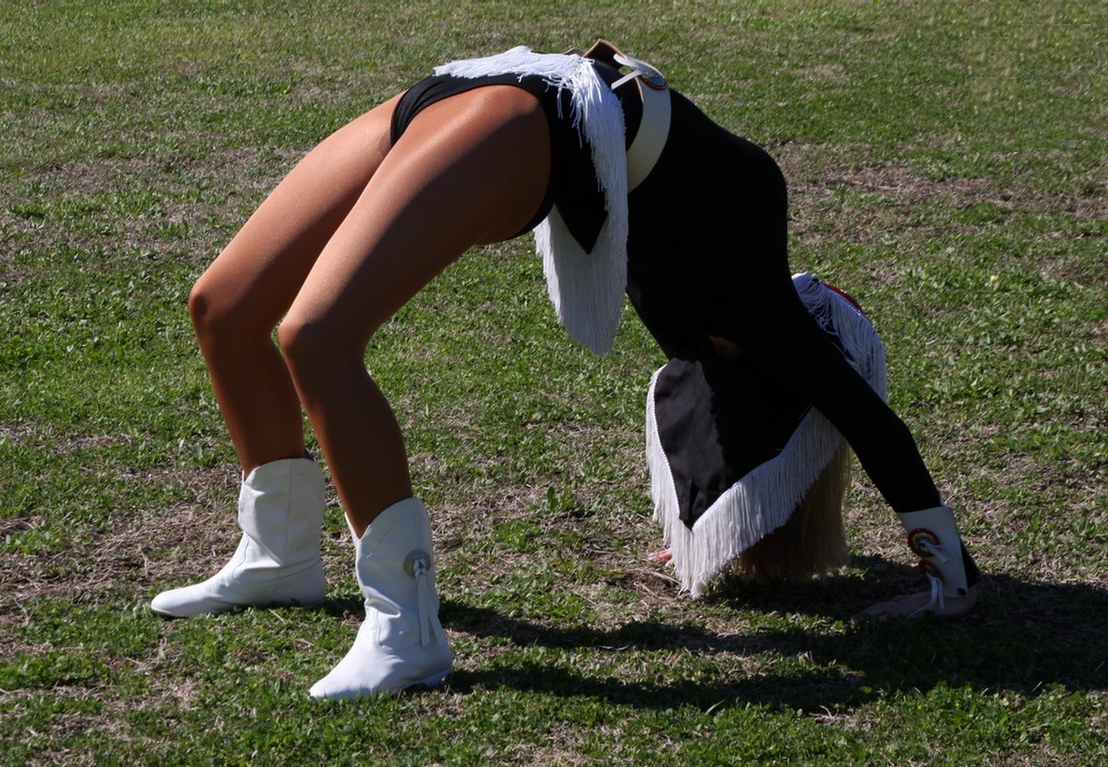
[190,93,404,336]
[280,85,551,354]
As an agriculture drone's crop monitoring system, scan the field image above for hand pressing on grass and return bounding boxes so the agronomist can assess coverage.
[648,549,672,564]
[858,584,977,620]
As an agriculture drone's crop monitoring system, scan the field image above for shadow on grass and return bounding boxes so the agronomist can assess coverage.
[317,594,366,618]
[440,555,1108,710]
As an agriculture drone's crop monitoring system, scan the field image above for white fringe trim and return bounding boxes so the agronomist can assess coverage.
[437,47,629,355]
[648,274,888,596]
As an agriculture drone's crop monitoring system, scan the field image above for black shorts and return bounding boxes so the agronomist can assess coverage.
[390,68,641,246]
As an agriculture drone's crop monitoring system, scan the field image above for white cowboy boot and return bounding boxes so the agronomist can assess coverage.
[310,497,453,699]
[896,504,980,613]
[151,457,328,617]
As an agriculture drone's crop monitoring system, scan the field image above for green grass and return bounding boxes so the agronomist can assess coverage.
[2,1,1106,764]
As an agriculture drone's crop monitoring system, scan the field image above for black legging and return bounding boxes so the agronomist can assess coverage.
[626,89,941,514]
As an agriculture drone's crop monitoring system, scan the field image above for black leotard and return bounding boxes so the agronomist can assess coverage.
[626,89,942,513]
[392,60,941,515]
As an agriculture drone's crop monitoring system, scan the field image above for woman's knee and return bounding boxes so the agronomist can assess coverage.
[189,249,301,344]
[277,311,374,382]
[188,270,247,341]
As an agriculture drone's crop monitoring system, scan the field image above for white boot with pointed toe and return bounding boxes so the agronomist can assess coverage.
[151,457,328,618]
[310,497,453,699]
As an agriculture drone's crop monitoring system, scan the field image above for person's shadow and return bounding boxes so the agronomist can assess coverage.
[427,555,1108,709]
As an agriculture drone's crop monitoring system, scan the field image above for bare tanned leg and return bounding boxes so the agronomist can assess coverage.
[276,86,551,537]
[188,95,404,474]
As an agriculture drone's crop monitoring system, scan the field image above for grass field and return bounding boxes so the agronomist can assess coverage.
[2,1,1106,764]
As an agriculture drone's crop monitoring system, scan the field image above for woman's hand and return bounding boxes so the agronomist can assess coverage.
[858,585,977,620]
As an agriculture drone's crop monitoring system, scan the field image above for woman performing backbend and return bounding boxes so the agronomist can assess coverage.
[150,42,979,699]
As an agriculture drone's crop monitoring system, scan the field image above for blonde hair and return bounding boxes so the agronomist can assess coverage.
[730,445,852,583]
